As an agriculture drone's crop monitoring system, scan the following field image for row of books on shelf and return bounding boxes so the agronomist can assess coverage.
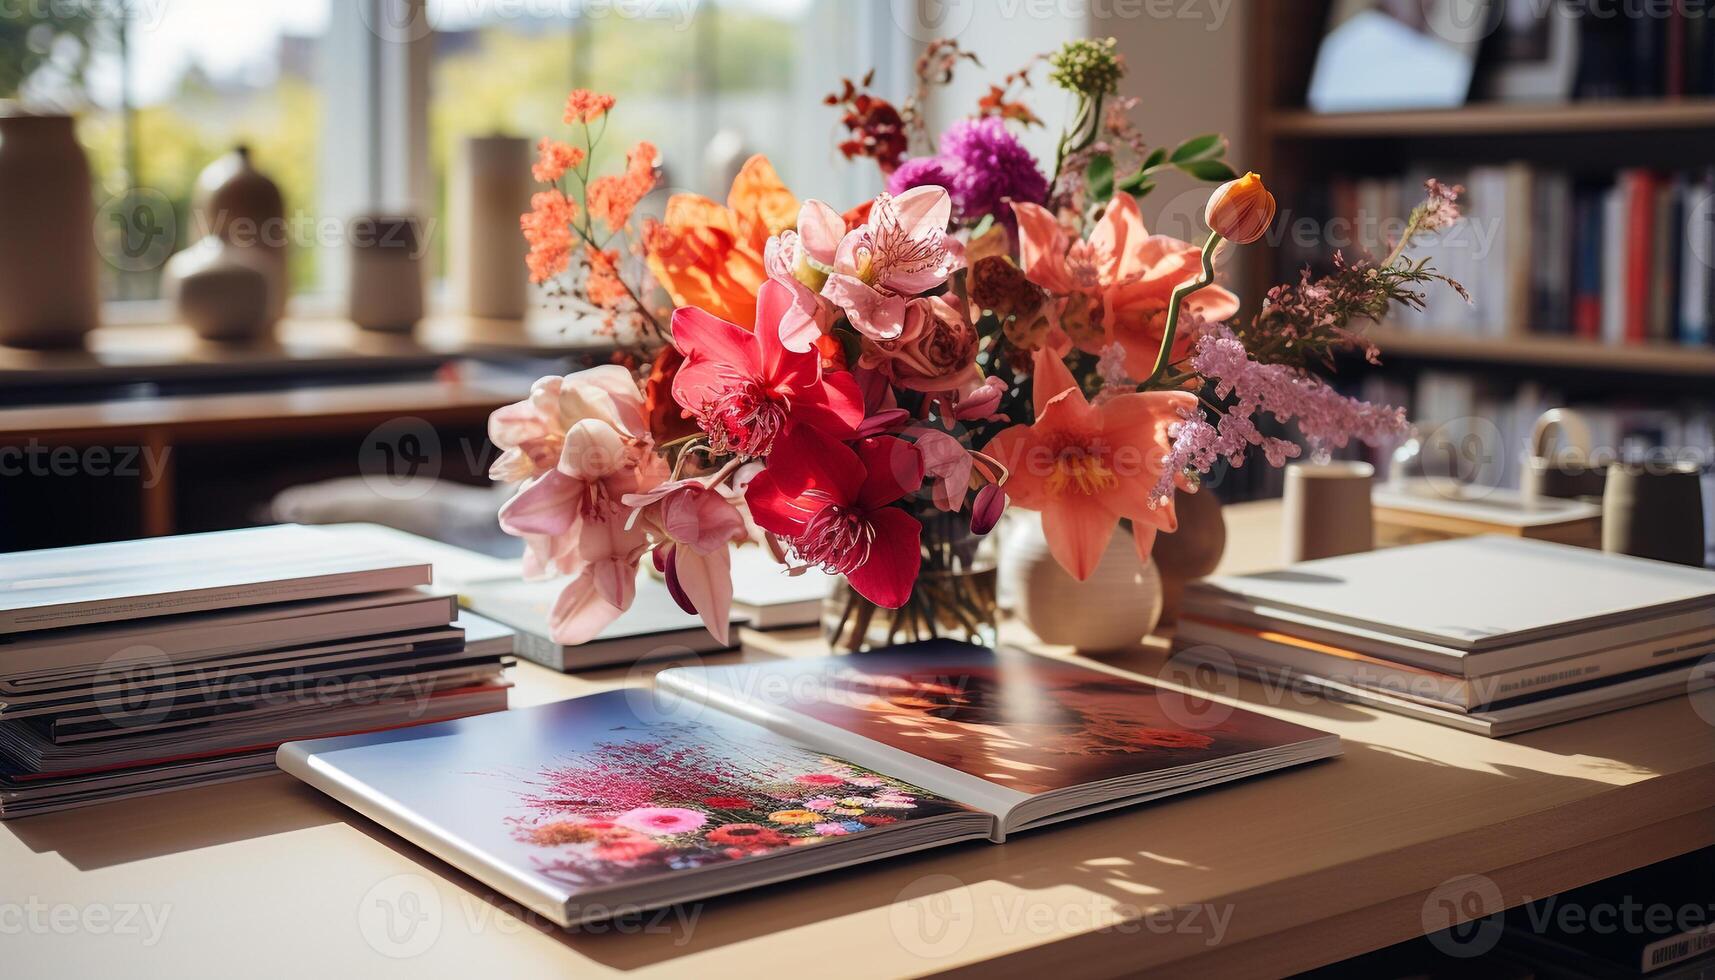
[1294,166,1715,346]
[1572,1,1715,100]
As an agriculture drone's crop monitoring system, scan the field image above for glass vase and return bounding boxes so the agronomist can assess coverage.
[821,504,999,652]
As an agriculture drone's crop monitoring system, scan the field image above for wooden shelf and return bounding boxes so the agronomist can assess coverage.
[1363,328,1715,377]
[1267,98,1715,138]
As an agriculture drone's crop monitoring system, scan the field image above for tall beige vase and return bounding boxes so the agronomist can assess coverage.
[0,113,99,348]
[451,135,533,319]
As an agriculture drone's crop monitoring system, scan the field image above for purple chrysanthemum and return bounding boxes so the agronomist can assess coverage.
[938,117,1049,223]
[886,155,960,198]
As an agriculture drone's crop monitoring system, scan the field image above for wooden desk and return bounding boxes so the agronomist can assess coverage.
[7,501,1714,978]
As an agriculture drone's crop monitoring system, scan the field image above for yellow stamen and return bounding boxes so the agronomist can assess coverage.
[1046,451,1118,496]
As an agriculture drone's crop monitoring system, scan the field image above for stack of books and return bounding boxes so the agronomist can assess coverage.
[0,525,514,818]
[1173,536,1715,737]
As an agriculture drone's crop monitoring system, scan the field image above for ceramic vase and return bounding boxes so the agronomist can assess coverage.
[999,513,1162,651]
[450,135,532,319]
[163,236,273,342]
[1152,489,1227,625]
[194,145,287,322]
[348,215,424,333]
[0,113,99,348]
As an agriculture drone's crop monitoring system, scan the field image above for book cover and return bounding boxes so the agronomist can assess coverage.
[0,525,431,634]
[278,691,990,924]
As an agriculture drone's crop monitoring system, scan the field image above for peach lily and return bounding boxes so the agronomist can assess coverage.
[1011,194,1239,379]
[985,346,1193,580]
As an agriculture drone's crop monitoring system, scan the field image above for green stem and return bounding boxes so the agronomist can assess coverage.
[1141,230,1222,389]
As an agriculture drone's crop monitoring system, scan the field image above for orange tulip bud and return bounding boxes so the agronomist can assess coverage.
[1204,171,1276,245]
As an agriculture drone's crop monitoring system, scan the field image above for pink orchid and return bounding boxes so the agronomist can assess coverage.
[819,187,962,341]
[671,278,866,458]
[911,429,972,512]
[545,511,651,645]
[746,426,925,609]
[985,345,1192,580]
[1012,194,1239,379]
[487,365,647,482]
[623,479,749,644]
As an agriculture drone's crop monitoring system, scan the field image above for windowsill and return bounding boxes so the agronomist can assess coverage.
[0,312,620,395]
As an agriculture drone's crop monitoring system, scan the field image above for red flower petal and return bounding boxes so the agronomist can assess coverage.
[852,435,924,511]
[843,506,921,609]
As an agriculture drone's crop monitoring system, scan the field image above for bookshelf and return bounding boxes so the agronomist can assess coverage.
[1242,0,1715,381]
[1266,98,1715,138]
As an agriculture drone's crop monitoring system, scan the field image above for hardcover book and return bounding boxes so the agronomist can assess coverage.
[278,643,1338,923]
[0,524,431,634]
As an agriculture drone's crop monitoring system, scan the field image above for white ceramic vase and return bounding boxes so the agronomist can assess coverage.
[999,512,1163,651]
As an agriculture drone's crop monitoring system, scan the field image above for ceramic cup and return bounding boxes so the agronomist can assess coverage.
[1282,461,1375,563]
[1521,408,1606,505]
[1602,461,1706,567]
[348,215,425,333]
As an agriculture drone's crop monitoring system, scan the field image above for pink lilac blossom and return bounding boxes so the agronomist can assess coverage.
[1150,328,1409,502]
[1418,178,1465,232]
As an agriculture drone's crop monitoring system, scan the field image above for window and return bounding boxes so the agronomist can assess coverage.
[67,1,331,303]
[12,0,901,320]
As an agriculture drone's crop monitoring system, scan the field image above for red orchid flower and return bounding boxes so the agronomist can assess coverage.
[745,425,925,609]
[671,278,865,459]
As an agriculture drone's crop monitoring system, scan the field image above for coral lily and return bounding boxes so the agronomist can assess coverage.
[745,426,925,609]
[1011,194,1238,377]
[671,279,865,458]
[644,155,799,328]
[986,346,1193,580]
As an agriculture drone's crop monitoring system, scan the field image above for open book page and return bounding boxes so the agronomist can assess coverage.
[276,689,991,925]
[657,642,1340,836]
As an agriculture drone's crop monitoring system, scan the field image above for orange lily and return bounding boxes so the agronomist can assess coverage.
[1012,194,1239,379]
[644,155,798,328]
[986,345,1194,580]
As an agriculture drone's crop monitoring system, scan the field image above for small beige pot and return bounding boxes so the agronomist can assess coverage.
[1000,512,1162,651]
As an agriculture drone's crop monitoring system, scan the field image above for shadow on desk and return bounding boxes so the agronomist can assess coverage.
[8,772,340,870]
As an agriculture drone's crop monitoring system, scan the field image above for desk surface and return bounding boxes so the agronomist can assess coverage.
[8,501,1715,979]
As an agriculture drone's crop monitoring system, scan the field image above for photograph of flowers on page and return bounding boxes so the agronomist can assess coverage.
[503,702,973,888]
[493,36,1469,651]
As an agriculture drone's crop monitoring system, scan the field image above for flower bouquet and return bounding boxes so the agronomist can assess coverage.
[493,38,1465,651]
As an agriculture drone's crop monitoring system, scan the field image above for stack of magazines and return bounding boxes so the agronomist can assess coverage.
[0,525,514,817]
[1173,537,1715,737]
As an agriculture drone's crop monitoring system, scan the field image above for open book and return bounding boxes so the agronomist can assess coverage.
[277,642,1337,925]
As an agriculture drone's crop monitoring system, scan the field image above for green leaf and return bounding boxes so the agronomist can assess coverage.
[969,212,996,240]
[1116,171,1155,197]
[1176,158,1239,182]
[1169,133,1226,163]
[1140,146,1167,172]
[1085,152,1114,205]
